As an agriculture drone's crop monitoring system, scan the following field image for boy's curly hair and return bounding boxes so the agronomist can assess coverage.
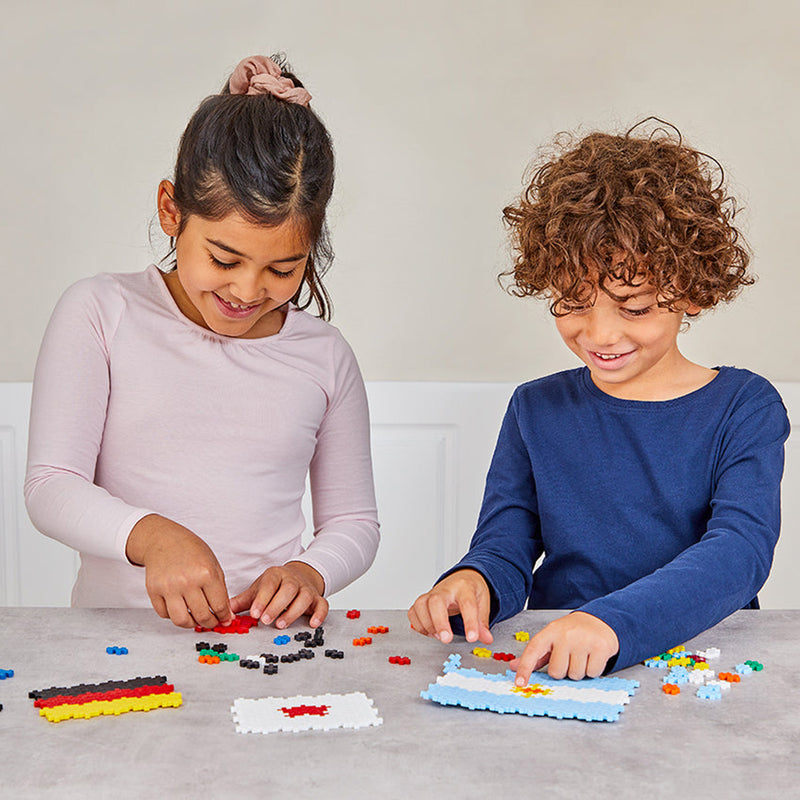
[501,118,753,314]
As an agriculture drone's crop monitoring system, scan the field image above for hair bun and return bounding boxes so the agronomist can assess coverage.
[228,55,312,106]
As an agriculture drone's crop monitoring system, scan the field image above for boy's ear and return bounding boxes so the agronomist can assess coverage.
[685,302,703,317]
[157,180,181,237]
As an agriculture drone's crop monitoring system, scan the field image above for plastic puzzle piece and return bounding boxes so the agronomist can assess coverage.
[273,635,291,645]
[324,649,345,659]
[195,614,258,635]
[29,676,168,701]
[744,660,764,672]
[662,683,681,695]
[388,656,411,665]
[35,683,175,709]
[421,656,639,723]
[0,668,14,680]
[734,663,753,676]
[352,637,372,646]
[492,652,515,662]
[232,692,382,734]
[511,684,552,698]
[346,610,361,619]
[718,672,741,683]
[697,684,722,701]
[472,647,492,658]
[367,626,389,634]
[105,646,128,655]
[514,631,530,642]
[41,692,182,722]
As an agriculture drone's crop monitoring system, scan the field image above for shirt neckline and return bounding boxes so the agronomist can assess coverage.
[146,264,299,346]
[579,365,727,409]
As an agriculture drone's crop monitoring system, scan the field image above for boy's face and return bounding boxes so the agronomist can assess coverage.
[554,278,700,400]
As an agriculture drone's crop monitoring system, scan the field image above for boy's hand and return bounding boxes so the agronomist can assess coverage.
[408,569,493,644]
[511,611,619,683]
[126,514,234,630]
[230,561,328,630]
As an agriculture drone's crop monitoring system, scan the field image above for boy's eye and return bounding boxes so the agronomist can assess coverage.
[623,306,651,317]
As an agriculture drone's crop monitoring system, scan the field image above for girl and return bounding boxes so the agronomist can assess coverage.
[25,55,380,631]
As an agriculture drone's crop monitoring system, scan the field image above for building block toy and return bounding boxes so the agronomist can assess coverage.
[195,614,258,634]
[745,660,764,671]
[514,631,530,642]
[325,650,344,659]
[697,684,722,701]
[734,663,753,676]
[421,655,639,723]
[472,647,492,658]
[30,676,181,723]
[492,652,515,662]
[232,692,382,734]
[0,668,14,680]
[662,683,680,695]
[718,672,741,683]
[264,664,278,675]
[367,626,389,634]
[273,635,291,645]
[346,610,361,619]
[389,656,411,665]
[352,637,372,646]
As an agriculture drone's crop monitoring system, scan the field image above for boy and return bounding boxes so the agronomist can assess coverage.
[408,120,790,683]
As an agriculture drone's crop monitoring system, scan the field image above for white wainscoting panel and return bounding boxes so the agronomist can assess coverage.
[1,380,798,610]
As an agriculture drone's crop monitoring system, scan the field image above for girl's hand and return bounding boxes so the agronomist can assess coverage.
[408,568,493,645]
[510,611,619,684]
[229,561,328,629]
[126,514,234,629]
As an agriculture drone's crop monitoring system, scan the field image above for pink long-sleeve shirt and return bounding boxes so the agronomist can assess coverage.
[25,265,379,607]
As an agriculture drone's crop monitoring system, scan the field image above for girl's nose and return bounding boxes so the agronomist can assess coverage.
[229,271,266,304]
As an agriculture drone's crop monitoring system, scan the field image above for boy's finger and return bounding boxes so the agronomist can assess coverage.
[546,639,570,680]
[512,636,552,686]
[165,595,195,629]
[476,589,494,644]
[457,591,482,643]
[586,648,609,679]
[407,605,430,637]
[427,594,455,643]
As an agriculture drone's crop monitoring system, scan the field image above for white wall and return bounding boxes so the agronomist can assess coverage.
[1,0,799,385]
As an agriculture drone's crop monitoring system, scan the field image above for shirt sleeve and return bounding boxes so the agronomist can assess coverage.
[24,278,155,563]
[441,391,544,630]
[287,334,380,596]
[580,392,790,671]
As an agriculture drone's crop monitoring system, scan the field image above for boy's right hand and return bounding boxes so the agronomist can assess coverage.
[126,514,234,630]
[408,569,493,645]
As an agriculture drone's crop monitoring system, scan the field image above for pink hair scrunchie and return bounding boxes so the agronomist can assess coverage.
[228,55,312,106]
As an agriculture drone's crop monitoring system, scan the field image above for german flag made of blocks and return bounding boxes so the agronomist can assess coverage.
[29,676,182,723]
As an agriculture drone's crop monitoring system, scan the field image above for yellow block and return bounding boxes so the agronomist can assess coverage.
[472,647,492,658]
[514,631,530,642]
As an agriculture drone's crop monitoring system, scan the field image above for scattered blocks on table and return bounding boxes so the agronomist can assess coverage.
[325,649,344,660]
[734,663,753,676]
[662,683,681,695]
[0,668,14,680]
[745,660,764,672]
[718,672,741,683]
[389,656,411,665]
[346,609,361,619]
[105,646,128,655]
[421,656,639,723]
[472,647,492,658]
[273,635,291,645]
[232,692,382,734]
[367,626,389,634]
[353,637,372,646]
[514,631,530,642]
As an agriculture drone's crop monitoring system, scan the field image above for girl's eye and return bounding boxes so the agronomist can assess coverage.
[209,254,237,270]
[623,306,651,317]
[270,267,297,279]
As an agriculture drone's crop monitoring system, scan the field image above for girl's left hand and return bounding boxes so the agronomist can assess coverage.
[229,561,328,629]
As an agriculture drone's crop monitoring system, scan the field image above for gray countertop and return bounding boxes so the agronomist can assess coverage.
[1,608,798,799]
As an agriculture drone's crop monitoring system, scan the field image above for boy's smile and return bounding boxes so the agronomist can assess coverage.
[554,279,714,401]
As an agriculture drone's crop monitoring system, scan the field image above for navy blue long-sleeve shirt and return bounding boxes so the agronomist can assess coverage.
[447,366,790,671]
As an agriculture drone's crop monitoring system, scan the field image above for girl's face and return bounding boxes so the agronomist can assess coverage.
[554,278,701,400]
[158,183,309,339]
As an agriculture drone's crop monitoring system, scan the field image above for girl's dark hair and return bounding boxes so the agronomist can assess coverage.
[165,54,335,319]
[501,118,753,315]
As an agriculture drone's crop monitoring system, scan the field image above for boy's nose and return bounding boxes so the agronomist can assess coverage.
[585,311,622,347]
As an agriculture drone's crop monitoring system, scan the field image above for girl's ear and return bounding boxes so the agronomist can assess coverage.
[157,180,181,237]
